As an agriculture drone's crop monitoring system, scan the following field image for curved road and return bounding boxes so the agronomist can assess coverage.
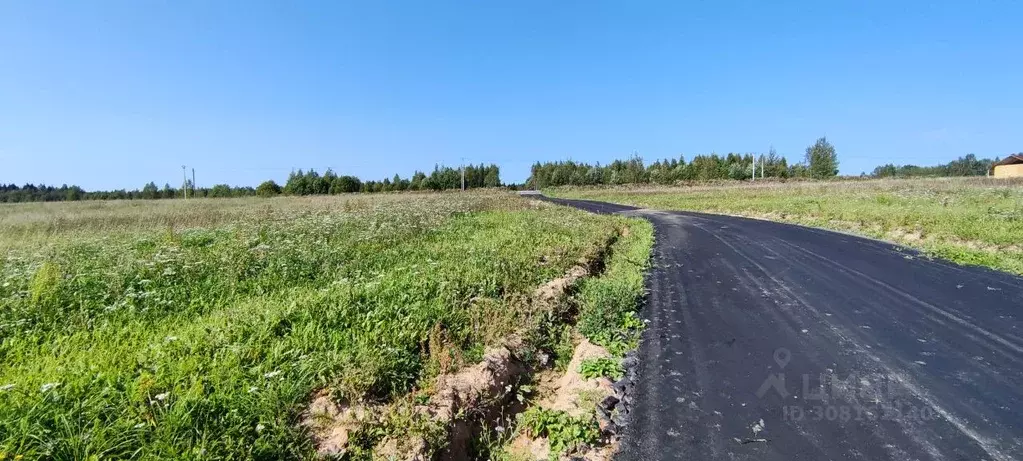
[544,197,1023,461]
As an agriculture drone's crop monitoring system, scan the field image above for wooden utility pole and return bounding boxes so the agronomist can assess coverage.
[192,168,196,198]
[460,157,466,191]
[182,165,188,199]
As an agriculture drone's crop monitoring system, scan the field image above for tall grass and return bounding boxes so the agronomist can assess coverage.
[0,192,631,459]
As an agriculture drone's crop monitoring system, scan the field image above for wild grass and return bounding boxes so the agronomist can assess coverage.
[0,192,636,459]
[549,177,1023,275]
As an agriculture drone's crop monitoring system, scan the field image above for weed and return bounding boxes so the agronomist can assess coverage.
[518,407,600,458]
[578,357,624,380]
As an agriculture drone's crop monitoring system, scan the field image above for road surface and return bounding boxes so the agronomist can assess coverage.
[543,197,1023,461]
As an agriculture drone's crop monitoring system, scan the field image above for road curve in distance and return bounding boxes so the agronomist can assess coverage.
[541,196,1023,461]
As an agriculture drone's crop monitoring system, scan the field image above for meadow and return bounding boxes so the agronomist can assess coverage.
[0,192,651,459]
[550,177,1023,275]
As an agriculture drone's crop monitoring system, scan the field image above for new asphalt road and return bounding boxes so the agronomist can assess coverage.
[542,196,1023,461]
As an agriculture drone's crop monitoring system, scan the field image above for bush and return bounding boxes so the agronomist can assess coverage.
[578,357,623,380]
[518,408,600,456]
[255,180,282,197]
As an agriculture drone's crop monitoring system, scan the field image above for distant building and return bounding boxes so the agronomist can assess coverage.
[990,154,1023,178]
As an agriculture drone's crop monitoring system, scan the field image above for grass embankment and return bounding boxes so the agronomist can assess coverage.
[492,211,653,459]
[0,192,646,459]
[549,177,1023,275]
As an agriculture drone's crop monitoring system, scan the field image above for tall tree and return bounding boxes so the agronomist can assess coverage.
[805,137,839,179]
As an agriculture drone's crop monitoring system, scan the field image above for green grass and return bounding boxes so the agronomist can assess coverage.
[0,192,640,459]
[548,177,1023,275]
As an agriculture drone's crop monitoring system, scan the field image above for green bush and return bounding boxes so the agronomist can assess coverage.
[578,357,623,380]
[518,407,600,457]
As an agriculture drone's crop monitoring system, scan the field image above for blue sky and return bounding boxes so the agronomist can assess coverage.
[1,1,1020,189]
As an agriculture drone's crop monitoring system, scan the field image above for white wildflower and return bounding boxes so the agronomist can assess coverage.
[134,422,146,429]
[40,382,60,393]
[248,386,258,393]
[0,383,14,391]
[255,423,266,432]
[164,336,179,342]
[162,268,176,276]
[154,392,169,401]
[263,370,281,379]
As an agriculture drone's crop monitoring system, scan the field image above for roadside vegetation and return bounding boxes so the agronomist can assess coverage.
[0,191,650,459]
[549,177,1023,275]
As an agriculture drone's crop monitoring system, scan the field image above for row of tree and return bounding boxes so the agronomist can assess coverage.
[273,163,501,196]
[528,137,840,187]
[0,164,502,203]
[870,154,998,178]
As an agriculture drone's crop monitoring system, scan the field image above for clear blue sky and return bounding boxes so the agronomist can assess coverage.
[2,1,1020,189]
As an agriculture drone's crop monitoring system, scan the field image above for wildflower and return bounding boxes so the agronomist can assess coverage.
[255,423,266,432]
[0,384,13,392]
[134,423,146,429]
[248,386,258,393]
[164,336,179,343]
[154,392,169,401]
[40,382,60,393]
[263,370,281,379]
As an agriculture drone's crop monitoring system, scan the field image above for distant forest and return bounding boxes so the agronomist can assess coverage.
[528,144,1004,188]
[0,164,501,203]
[1,146,1010,203]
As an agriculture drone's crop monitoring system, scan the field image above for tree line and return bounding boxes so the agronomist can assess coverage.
[272,163,500,196]
[528,137,840,187]
[0,164,501,203]
[870,154,999,178]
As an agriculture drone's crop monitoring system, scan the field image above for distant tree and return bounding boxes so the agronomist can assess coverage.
[483,166,501,187]
[209,184,233,198]
[805,137,839,179]
[256,180,282,197]
[65,186,84,201]
[789,163,809,178]
[141,182,159,200]
[410,171,426,190]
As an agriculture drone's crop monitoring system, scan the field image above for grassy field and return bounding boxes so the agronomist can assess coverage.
[549,177,1023,275]
[0,192,650,459]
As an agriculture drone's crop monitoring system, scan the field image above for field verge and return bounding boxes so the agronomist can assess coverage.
[0,193,649,459]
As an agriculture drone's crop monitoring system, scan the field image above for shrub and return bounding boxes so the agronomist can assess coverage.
[518,407,600,457]
[578,357,623,380]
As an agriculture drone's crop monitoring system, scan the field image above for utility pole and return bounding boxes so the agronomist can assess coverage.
[192,168,196,198]
[761,153,765,179]
[752,155,756,182]
[460,157,466,191]
[182,165,188,199]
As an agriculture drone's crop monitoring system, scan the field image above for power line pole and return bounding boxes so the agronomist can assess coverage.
[460,157,466,191]
[182,165,188,199]
[192,168,196,198]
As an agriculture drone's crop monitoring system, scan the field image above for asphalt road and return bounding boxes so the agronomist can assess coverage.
[542,197,1023,461]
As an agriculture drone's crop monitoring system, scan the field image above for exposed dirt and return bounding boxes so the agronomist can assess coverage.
[507,338,619,461]
[300,391,373,458]
[301,253,606,459]
[430,342,527,460]
[533,265,590,307]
